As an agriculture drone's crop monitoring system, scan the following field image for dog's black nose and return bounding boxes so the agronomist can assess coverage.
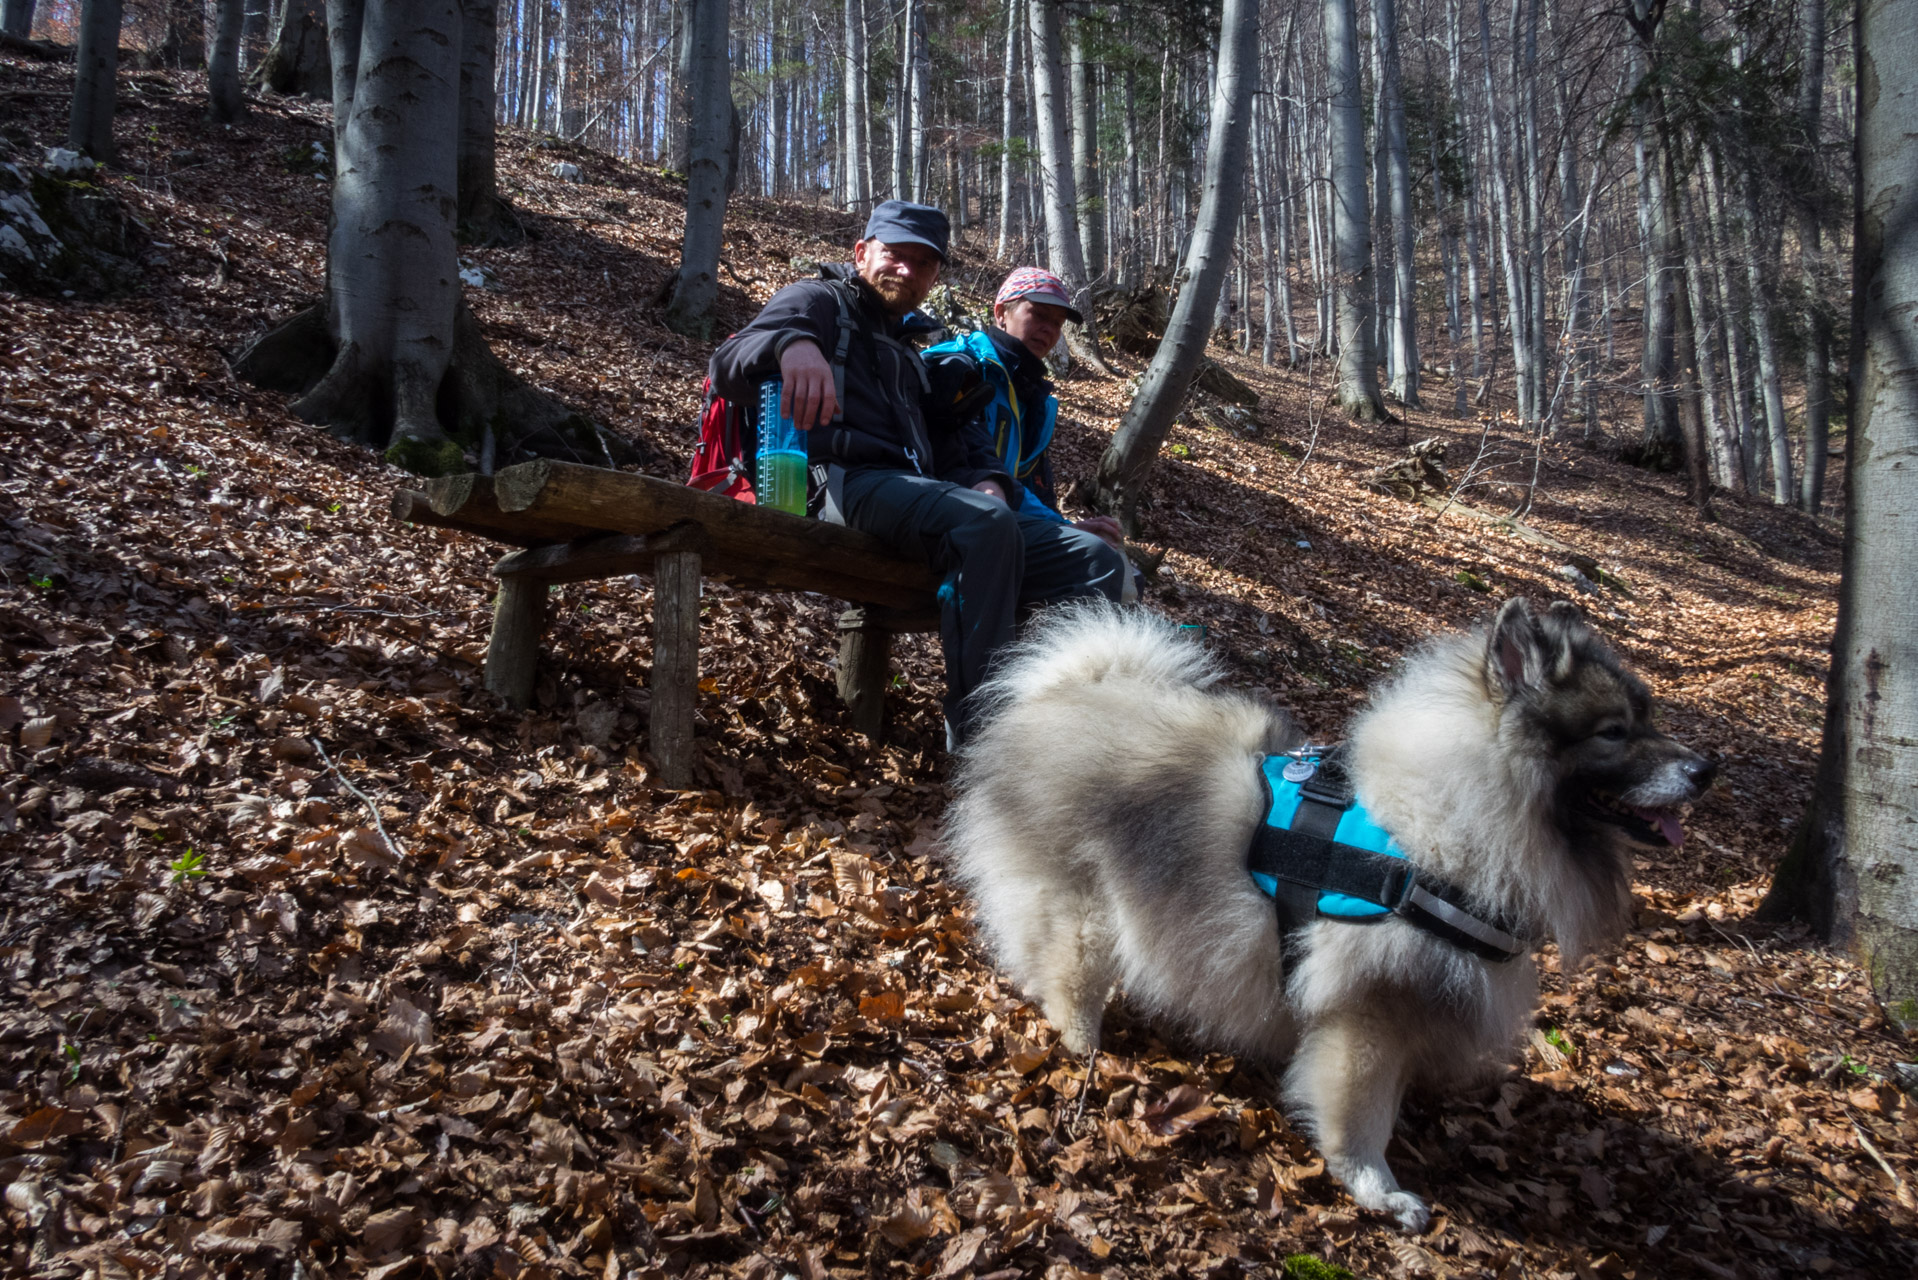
[1685,756,1718,792]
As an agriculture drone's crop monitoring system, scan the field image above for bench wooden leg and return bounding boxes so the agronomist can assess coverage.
[651,549,702,788]
[837,609,892,738]
[485,575,546,709]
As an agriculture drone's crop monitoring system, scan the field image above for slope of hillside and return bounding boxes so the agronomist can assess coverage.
[2,62,1911,1280]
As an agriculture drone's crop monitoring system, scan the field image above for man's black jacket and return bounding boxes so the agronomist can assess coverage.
[708,263,1009,491]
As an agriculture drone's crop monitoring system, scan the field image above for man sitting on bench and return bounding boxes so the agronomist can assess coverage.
[709,201,1127,746]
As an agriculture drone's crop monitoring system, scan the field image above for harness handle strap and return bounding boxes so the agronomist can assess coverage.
[1397,884,1525,961]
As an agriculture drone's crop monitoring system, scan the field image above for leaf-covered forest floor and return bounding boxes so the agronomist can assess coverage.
[1,62,1912,1280]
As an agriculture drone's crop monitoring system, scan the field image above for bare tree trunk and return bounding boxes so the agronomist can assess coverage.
[234,0,625,477]
[1272,17,1300,362]
[67,0,122,162]
[907,0,931,200]
[1,1,36,38]
[995,0,1020,255]
[257,0,327,96]
[1028,0,1111,373]
[1253,90,1278,367]
[1699,147,1752,496]
[1093,0,1261,526]
[1681,182,1738,489]
[459,0,516,244]
[208,0,246,122]
[843,0,872,211]
[1121,63,1140,287]
[1069,16,1104,280]
[295,0,461,459]
[666,0,733,337]
[1479,0,1535,429]
[670,0,693,171]
[1761,0,1918,1027]
[1325,0,1386,420]
[1797,0,1833,514]
[1375,0,1418,406]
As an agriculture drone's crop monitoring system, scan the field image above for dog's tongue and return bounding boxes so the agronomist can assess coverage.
[1636,808,1685,846]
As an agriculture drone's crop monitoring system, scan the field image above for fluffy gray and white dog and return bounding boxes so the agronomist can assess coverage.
[942,597,1713,1231]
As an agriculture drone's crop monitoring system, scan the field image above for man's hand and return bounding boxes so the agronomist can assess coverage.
[778,340,838,431]
[1073,514,1125,552]
[972,479,1008,504]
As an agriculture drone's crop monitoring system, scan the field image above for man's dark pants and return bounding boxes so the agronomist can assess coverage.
[838,468,1127,739]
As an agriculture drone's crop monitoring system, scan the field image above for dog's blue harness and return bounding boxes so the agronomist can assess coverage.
[1248,750,1527,962]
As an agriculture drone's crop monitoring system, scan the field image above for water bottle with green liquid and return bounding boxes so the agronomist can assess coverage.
[755,380,808,516]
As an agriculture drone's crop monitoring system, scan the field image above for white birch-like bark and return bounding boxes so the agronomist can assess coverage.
[1095,0,1261,520]
[67,0,123,162]
[1764,0,1918,1024]
[665,0,734,337]
[1325,0,1385,419]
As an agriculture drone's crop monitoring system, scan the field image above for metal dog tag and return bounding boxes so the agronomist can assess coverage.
[1281,759,1318,784]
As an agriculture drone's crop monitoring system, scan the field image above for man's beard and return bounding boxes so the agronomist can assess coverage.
[865,274,929,315]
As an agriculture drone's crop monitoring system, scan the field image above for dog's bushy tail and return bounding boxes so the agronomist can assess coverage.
[967,600,1224,727]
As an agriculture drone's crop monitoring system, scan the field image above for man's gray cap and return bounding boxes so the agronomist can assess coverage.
[861,200,951,261]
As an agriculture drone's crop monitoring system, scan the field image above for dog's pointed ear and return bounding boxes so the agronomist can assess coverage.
[1486,598,1546,698]
[1539,602,1590,683]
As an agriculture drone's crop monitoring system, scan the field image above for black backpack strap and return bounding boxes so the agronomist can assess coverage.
[829,283,855,424]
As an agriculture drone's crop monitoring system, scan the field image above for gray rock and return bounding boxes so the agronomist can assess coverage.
[1556,564,1599,594]
[42,148,95,178]
[551,162,585,183]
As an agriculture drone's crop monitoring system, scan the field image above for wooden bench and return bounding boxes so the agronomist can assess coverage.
[392,459,938,787]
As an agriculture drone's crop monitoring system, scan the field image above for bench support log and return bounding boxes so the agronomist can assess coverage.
[652,550,702,788]
[837,609,893,738]
[486,576,547,708]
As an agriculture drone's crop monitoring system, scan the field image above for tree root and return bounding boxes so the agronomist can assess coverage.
[230,302,659,476]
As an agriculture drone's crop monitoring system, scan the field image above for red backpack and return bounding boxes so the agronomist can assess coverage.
[686,285,861,501]
[687,371,757,500]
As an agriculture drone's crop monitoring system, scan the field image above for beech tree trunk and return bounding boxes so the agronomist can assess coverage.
[1325,0,1386,420]
[1761,0,1918,1029]
[207,0,246,122]
[1376,0,1417,407]
[67,0,122,162]
[1028,0,1111,374]
[665,0,734,337]
[1093,0,1259,528]
[457,0,517,244]
[233,0,623,477]
[1,1,35,39]
[995,0,1020,255]
[843,0,871,211]
[1796,0,1833,514]
[1070,17,1104,281]
[257,0,329,98]
[908,0,931,201]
